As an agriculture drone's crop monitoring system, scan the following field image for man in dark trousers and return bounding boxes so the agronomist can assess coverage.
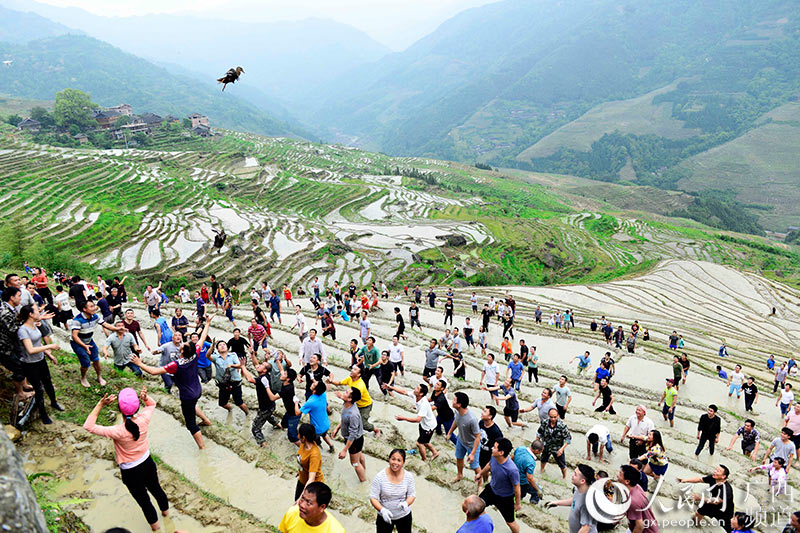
[695,404,721,457]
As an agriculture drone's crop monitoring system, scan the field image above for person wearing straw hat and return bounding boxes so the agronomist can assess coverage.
[83,387,169,531]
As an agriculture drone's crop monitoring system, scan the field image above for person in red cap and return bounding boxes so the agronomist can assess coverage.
[83,386,169,531]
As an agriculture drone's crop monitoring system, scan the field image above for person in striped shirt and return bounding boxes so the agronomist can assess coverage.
[70,300,123,388]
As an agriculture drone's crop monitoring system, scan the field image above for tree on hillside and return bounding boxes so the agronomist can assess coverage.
[29,106,55,129]
[53,88,98,132]
[114,115,131,128]
[5,114,22,126]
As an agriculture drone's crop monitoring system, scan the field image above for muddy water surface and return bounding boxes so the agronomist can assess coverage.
[26,452,221,533]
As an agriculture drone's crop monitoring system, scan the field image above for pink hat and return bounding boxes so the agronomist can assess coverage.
[118,388,140,416]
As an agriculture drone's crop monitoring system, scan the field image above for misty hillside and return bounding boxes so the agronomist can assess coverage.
[0,34,315,140]
[309,0,799,165]
[0,0,391,109]
[0,5,78,43]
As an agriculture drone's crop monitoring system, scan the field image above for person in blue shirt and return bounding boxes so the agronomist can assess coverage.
[513,440,543,503]
[299,381,335,452]
[719,344,728,357]
[788,357,797,372]
[475,438,520,532]
[189,329,213,383]
[717,365,728,380]
[569,351,591,376]
[195,291,205,319]
[268,290,282,324]
[767,355,776,370]
[594,364,610,391]
[457,494,495,532]
[506,354,524,391]
[151,308,173,345]
[731,511,756,533]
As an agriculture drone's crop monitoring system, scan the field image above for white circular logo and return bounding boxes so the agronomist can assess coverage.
[585,479,631,524]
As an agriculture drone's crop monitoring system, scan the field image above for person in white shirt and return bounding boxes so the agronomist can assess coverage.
[291,304,307,341]
[386,382,439,461]
[299,329,327,365]
[388,336,405,376]
[53,285,73,330]
[96,275,108,297]
[585,424,612,461]
[178,286,191,304]
[451,329,463,353]
[261,282,271,302]
[480,354,500,403]
[620,405,655,459]
[728,364,746,398]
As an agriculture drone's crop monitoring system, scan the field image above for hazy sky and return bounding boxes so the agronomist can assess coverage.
[34,0,497,50]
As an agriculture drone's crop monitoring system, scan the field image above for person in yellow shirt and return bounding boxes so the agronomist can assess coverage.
[658,378,678,428]
[279,481,344,533]
[329,364,380,436]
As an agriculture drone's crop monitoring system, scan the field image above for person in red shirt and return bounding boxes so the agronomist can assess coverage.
[283,284,294,309]
[32,268,53,306]
[619,464,659,532]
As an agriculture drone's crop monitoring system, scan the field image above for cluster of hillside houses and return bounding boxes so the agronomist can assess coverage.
[17,103,212,142]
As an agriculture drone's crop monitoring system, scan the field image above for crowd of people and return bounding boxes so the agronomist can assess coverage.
[2,266,798,533]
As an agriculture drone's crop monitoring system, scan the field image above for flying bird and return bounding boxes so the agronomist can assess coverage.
[2,60,12,66]
[212,228,227,253]
[217,66,244,91]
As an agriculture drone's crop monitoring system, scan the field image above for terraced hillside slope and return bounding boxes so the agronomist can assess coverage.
[677,102,800,231]
[12,259,800,532]
[2,124,800,293]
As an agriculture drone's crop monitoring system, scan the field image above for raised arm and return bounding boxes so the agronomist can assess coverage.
[197,313,215,346]
[130,355,168,376]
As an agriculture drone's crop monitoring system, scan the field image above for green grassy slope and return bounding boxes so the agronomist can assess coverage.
[3,125,800,293]
[515,83,701,160]
[677,102,800,232]
[0,94,52,116]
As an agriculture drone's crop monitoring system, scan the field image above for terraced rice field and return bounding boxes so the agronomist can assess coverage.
[17,259,800,532]
[1,128,798,294]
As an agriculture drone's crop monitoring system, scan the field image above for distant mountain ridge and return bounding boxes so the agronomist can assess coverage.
[0,33,316,140]
[0,0,391,113]
[0,5,79,43]
[307,0,799,162]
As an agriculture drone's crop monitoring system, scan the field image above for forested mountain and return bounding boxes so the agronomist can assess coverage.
[309,0,799,166]
[0,34,315,140]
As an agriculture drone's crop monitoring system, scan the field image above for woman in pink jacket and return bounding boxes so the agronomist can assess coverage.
[83,387,169,531]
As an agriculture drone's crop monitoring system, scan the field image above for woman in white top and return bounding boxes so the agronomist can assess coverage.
[370,449,416,533]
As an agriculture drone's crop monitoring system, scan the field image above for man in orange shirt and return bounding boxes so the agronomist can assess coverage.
[501,337,513,362]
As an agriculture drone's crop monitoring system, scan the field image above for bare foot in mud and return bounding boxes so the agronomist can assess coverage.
[199,419,212,427]
[80,378,90,388]
[98,377,107,387]
[452,474,463,483]
[430,452,439,461]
